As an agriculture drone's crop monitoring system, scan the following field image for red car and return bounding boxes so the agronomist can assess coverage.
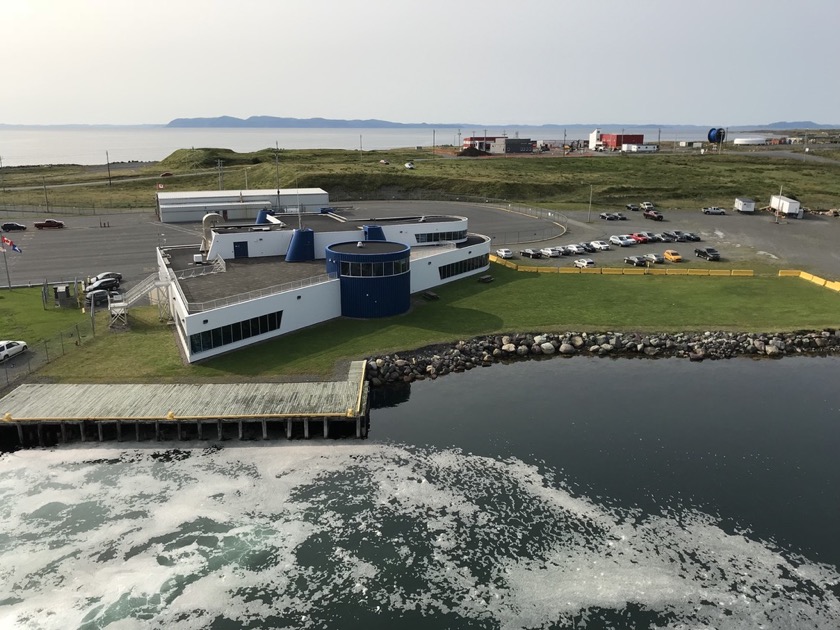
[630,233,650,244]
[643,209,664,220]
[34,219,65,229]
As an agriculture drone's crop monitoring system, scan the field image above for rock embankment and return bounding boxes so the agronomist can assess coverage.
[365,330,840,386]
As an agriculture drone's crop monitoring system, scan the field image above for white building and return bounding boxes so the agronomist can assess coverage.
[156,188,330,223]
[733,137,767,146]
[158,206,491,362]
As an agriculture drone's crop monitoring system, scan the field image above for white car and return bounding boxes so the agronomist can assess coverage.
[640,201,655,211]
[702,206,726,215]
[590,240,611,251]
[0,340,27,362]
[573,258,595,268]
[495,248,513,259]
[565,244,586,255]
[540,247,560,257]
[609,235,635,247]
[404,161,415,170]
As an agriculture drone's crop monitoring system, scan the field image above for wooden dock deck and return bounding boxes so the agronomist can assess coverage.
[1,361,369,448]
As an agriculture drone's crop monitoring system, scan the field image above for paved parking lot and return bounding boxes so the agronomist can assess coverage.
[2,201,838,290]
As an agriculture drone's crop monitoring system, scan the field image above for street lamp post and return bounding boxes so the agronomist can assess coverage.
[587,185,593,223]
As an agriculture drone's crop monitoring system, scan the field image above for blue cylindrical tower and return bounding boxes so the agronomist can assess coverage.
[286,228,315,262]
[325,241,411,318]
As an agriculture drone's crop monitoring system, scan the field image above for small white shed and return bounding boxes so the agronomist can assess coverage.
[734,198,755,213]
[770,195,803,219]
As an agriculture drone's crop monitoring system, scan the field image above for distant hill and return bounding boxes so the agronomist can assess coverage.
[164,116,838,131]
[165,116,468,129]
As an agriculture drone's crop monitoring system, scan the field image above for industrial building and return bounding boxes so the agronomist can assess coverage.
[588,129,646,151]
[461,136,534,154]
[156,188,330,223]
[156,204,491,362]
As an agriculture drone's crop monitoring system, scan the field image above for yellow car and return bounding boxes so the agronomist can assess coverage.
[664,249,682,262]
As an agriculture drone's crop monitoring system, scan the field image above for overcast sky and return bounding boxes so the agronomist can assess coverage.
[2,0,838,127]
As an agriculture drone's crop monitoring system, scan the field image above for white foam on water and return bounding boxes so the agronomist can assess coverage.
[1,443,838,629]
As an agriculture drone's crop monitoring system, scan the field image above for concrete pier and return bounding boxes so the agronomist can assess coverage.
[1,361,370,449]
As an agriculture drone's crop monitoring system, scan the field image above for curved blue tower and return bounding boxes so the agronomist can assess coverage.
[286,228,315,262]
[325,241,411,318]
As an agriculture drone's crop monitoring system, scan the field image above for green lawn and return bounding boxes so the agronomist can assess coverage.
[30,268,840,382]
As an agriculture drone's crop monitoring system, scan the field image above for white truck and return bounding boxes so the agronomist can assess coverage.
[734,197,755,213]
[770,195,803,219]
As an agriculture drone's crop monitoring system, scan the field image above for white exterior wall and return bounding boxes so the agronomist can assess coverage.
[771,195,802,217]
[589,129,601,148]
[177,279,341,362]
[409,238,491,293]
[734,198,755,213]
[622,144,658,153]
[205,218,469,261]
[158,189,330,223]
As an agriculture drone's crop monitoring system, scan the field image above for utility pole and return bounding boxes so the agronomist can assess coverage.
[359,135,362,162]
[274,141,281,189]
[432,129,435,157]
[217,160,224,190]
[106,151,112,187]
[587,185,593,223]
[42,177,49,211]
[0,155,4,191]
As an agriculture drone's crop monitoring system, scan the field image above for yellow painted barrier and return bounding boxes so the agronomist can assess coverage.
[517,265,542,273]
[556,267,581,274]
[601,267,624,275]
[646,268,668,275]
[622,268,646,275]
[534,266,559,273]
[800,272,815,282]
[579,267,602,274]
[709,269,732,276]
[688,269,710,276]
[825,281,840,292]
[808,275,827,287]
[731,269,754,277]
[778,269,802,277]
[666,268,689,275]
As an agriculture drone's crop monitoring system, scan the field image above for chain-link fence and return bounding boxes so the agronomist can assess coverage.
[1,318,96,390]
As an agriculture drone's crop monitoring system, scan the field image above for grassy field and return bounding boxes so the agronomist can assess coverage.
[22,267,839,382]
[2,146,839,212]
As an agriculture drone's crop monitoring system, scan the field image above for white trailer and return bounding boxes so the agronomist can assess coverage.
[770,195,803,219]
[621,144,658,153]
[734,197,755,213]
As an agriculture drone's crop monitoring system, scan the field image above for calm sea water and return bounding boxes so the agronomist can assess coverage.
[0,126,709,167]
[1,356,838,629]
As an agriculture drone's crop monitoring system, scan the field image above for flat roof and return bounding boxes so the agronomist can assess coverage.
[330,241,407,254]
[167,246,328,306]
[210,213,465,236]
[157,188,327,201]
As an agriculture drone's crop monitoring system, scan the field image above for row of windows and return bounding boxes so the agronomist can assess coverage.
[439,254,489,280]
[340,258,410,277]
[189,311,283,355]
[415,229,467,244]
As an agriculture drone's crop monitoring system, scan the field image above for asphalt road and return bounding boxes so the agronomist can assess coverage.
[2,200,838,291]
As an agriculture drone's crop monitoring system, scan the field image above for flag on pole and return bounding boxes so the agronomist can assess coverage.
[11,244,22,254]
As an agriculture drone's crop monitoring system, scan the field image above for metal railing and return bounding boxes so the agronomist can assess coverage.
[185,272,338,313]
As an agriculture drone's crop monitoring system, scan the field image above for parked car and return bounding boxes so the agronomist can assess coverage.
[1,222,26,231]
[34,219,65,229]
[160,171,173,177]
[640,201,655,211]
[655,232,675,243]
[551,246,571,256]
[520,249,542,259]
[577,242,596,253]
[565,244,587,255]
[404,161,415,170]
[625,204,640,212]
[638,231,659,242]
[0,340,27,362]
[574,258,595,268]
[683,232,701,242]
[85,289,122,307]
[643,253,665,264]
[643,209,664,221]
[702,206,726,215]
[540,247,560,258]
[495,248,514,259]
[695,247,721,260]
[90,271,123,283]
[600,212,619,221]
[624,256,647,266]
[85,277,120,292]
[609,234,636,247]
[630,233,650,244]
[590,240,611,251]
[664,249,683,262]
[614,212,628,220]
[666,231,687,242]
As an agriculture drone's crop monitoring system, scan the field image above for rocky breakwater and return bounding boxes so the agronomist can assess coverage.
[365,330,840,386]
